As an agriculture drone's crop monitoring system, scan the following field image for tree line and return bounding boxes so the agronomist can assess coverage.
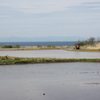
[1,45,20,48]
[78,37,100,46]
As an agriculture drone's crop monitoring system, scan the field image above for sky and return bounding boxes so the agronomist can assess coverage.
[0,0,100,41]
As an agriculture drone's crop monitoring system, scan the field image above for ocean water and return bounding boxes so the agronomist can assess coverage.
[0,41,76,47]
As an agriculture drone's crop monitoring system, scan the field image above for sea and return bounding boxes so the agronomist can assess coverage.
[0,41,76,47]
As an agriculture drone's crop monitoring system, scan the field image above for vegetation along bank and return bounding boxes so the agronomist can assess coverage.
[0,56,100,65]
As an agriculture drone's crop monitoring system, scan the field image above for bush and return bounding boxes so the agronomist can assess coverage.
[15,45,20,48]
[2,45,13,48]
[2,45,20,48]
[78,42,86,46]
[37,45,42,48]
[46,45,55,48]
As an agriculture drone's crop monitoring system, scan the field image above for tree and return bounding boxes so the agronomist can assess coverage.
[15,45,20,48]
[87,37,95,44]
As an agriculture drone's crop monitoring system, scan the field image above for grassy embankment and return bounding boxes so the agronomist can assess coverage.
[0,56,100,65]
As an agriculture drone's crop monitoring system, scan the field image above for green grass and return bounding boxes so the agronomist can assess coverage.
[0,56,100,65]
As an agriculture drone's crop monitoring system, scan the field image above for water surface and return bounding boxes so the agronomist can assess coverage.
[0,63,100,100]
[0,50,100,58]
[0,41,76,46]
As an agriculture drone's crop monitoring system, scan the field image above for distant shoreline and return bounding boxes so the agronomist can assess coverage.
[0,46,100,52]
[0,42,100,52]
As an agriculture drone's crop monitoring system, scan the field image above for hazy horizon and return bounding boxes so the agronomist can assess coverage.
[0,36,88,42]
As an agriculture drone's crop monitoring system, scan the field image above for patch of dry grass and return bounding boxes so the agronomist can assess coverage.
[0,46,68,51]
[86,43,100,49]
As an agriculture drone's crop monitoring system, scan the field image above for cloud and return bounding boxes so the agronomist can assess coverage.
[0,0,71,13]
[81,1,100,10]
[0,0,100,14]
[83,2,100,4]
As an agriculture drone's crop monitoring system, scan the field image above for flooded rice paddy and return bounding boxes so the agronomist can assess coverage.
[0,50,100,58]
[0,62,100,100]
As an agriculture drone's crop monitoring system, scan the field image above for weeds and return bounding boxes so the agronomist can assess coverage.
[0,56,100,65]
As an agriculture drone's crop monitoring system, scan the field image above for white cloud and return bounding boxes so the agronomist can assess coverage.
[0,0,100,13]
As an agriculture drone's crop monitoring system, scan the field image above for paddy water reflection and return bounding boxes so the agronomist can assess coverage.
[0,63,100,100]
[0,50,100,58]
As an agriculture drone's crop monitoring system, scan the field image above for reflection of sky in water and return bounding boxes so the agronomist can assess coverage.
[0,63,100,100]
[0,50,100,58]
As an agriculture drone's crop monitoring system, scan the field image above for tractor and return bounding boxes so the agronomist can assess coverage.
[74,43,80,49]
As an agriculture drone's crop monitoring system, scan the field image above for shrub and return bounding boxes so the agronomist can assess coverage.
[37,45,42,48]
[46,45,55,48]
[15,45,20,48]
[2,45,13,48]
[78,42,86,46]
